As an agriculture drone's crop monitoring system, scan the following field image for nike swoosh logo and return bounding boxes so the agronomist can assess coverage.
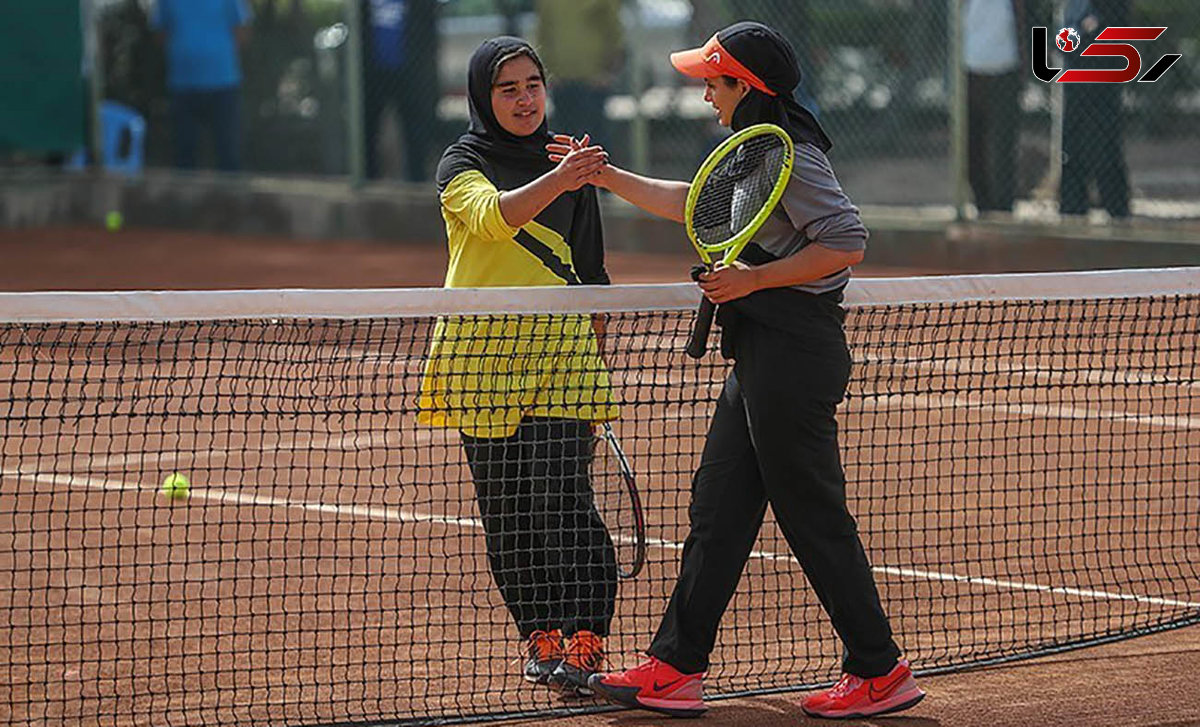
[867,673,908,702]
[653,678,684,692]
[704,51,721,65]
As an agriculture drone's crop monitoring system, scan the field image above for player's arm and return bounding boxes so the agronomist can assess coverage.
[547,135,688,223]
[597,166,689,224]
[498,143,608,227]
[700,144,867,303]
[699,245,863,304]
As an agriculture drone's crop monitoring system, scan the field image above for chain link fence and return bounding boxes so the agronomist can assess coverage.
[86,0,1199,219]
[95,0,353,175]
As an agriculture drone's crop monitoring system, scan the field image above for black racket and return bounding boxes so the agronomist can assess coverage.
[593,422,647,579]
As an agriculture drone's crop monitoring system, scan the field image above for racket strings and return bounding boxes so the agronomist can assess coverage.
[692,136,790,249]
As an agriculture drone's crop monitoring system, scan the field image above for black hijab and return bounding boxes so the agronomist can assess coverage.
[722,22,833,153]
[433,36,610,287]
[436,37,557,192]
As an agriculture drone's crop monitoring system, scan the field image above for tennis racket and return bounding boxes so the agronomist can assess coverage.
[592,422,646,579]
[684,123,795,359]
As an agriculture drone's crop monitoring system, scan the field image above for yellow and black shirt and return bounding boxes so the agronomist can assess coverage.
[436,166,609,289]
[417,38,617,438]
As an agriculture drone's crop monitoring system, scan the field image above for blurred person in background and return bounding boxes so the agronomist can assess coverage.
[1060,0,1131,219]
[152,0,252,172]
[361,0,439,181]
[535,0,623,153]
[964,0,1027,216]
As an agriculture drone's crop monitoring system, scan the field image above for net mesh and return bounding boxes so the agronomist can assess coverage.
[2,272,1199,727]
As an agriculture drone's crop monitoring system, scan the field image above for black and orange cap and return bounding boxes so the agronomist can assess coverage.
[669,21,801,98]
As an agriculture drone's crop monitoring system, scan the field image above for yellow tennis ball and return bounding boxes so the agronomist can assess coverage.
[161,472,190,500]
[105,211,123,232]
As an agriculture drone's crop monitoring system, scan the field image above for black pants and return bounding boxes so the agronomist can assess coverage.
[462,417,617,639]
[170,87,241,172]
[967,71,1019,213]
[1061,84,1130,218]
[650,301,901,678]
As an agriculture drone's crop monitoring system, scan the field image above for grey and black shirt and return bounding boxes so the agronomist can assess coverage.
[737,142,867,296]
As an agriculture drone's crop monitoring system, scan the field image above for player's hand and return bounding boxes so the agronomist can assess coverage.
[546,133,586,160]
[547,134,610,189]
[698,261,760,304]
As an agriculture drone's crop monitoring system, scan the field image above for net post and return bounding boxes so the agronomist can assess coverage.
[84,0,105,175]
[948,0,969,221]
[344,0,367,189]
[629,7,650,175]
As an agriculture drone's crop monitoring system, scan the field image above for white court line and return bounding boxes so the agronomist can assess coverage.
[0,467,483,531]
[873,566,1200,610]
[4,466,1197,612]
[85,430,407,471]
[846,392,1200,432]
[860,352,1200,392]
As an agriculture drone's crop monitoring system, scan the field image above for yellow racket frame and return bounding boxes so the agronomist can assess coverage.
[684,123,795,267]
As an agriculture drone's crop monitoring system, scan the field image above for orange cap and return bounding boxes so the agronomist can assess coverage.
[669,34,776,97]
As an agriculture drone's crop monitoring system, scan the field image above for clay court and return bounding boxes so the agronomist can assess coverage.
[1,226,1198,727]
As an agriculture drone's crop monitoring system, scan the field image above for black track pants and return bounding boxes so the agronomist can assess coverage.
[462,417,618,638]
[650,305,901,678]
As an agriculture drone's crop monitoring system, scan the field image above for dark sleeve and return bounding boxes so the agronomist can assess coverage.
[569,186,610,285]
[1091,0,1129,27]
[436,142,484,193]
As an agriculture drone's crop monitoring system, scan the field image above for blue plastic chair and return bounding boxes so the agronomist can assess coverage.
[67,101,146,175]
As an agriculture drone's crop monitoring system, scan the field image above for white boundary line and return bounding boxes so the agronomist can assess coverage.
[3,467,1197,612]
[848,392,1200,431]
[1,268,1199,322]
[860,352,1200,392]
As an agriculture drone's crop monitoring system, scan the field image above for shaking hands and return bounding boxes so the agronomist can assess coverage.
[547,133,611,191]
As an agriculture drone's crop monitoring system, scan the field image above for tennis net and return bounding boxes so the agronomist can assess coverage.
[2,269,1199,726]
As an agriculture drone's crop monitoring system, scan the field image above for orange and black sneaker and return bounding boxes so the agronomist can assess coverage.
[523,629,564,685]
[800,658,925,719]
[549,630,605,697]
[588,656,706,717]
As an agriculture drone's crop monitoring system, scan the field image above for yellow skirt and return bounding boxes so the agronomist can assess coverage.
[417,313,619,438]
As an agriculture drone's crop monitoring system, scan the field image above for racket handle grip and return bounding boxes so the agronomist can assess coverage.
[686,297,716,359]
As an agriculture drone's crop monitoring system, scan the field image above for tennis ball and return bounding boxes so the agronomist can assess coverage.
[161,472,190,500]
[105,210,123,232]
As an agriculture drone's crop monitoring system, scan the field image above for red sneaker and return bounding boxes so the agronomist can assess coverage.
[588,656,706,717]
[801,659,925,719]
